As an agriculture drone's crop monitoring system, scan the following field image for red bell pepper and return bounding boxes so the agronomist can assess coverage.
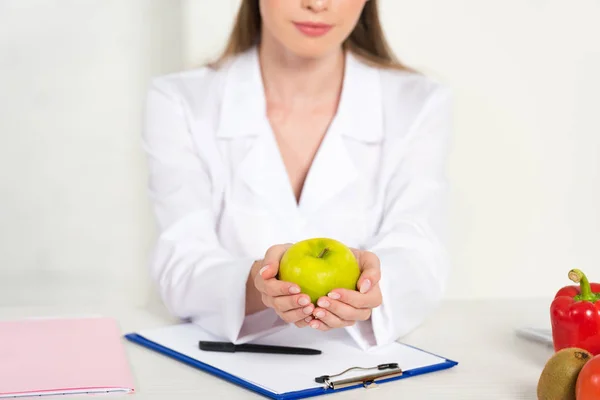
[550,269,600,355]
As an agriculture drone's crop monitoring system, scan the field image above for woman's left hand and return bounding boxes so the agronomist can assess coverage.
[309,249,382,331]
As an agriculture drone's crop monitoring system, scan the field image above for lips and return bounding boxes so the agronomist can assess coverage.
[293,21,333,37]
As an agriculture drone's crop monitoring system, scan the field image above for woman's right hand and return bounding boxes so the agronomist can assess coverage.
[252,244,316,328]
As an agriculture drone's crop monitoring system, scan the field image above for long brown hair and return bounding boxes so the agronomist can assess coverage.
[209,0,413,72]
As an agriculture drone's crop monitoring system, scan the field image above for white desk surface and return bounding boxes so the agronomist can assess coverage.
[0,278,555,400]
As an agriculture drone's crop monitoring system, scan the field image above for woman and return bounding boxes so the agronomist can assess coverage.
[142,0,452,351]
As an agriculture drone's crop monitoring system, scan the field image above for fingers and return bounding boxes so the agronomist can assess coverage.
[254,245,383,330]
[273,293,312,312]
[324,249,383,310]
[327,285,382,310]
[308,309,354,331]
[259,244,293,279]
[307,319,328,331]
[261,293,313,313]
[315,297,371,321]
[255,275,301,297]
[259,290,315,324]
[295,315,314,328]
[355,250,381,293]
[254,269,300,299]
[254,244,299,296]
[275,303,315,324]
[252,243,323,327]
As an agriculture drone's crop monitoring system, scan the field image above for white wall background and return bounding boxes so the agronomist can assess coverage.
[1,0,599,306]
[0,0,182,306]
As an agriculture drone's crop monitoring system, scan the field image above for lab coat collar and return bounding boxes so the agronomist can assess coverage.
[216,46,384,143]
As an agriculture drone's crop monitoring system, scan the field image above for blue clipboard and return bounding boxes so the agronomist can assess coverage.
[124,332,458,399]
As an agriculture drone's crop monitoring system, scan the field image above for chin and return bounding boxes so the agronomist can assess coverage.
[285,39,342,61]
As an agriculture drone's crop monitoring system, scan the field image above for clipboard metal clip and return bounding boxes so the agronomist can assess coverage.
[314,363,403,390]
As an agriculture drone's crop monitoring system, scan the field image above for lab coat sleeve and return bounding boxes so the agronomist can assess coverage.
[141,78,286,343]
[345,85,453,350]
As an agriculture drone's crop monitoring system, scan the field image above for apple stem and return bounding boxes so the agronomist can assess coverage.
[318,248,329,258]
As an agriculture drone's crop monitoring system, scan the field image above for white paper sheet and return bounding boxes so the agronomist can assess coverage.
[137,323,449,395]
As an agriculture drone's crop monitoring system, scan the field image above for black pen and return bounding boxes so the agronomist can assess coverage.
[199,341,322,355]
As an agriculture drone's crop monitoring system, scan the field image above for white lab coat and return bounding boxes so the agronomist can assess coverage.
[141,46,453,351]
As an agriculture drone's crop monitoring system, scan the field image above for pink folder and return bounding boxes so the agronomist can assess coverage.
[0,316,135,398]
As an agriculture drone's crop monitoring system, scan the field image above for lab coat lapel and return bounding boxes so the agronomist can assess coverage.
[236,133,298,215]
[216,49,298,216]
[298,52,384,213]
[297,118,358,213]
[216,48,384,216]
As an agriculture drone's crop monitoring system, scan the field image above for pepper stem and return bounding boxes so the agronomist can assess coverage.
[568,269,595,301]
[318,248,329,259]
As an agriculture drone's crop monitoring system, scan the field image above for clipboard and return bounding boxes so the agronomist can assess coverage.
[124,323,458,399]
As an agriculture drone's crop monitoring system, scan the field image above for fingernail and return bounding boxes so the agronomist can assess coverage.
[310,322,319,329]
[259,266,268,276]
[315,311,325,318]
[328,292,340,300]
[317,299,330,308]
[299,297,309,306]
[305,316,313,323]
[303,305,314,315]
[360,279,371,294]
[289,286,300,294]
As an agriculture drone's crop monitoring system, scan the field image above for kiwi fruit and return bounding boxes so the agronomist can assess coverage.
[537,347,592,400]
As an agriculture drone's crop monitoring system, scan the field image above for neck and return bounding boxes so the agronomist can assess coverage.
[258,33,345,108]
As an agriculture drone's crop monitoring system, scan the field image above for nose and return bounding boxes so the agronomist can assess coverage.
[302,0,328,12]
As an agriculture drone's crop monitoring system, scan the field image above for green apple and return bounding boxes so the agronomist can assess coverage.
[278,237,361,304]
